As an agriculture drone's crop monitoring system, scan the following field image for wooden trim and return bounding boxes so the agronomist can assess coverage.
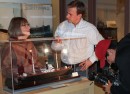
[88,0,96,25]
[124,0,130,35]
[59,0,66,22]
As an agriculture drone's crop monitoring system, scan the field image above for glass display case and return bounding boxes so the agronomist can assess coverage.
[0,38,81,94]
[0,1,87,93]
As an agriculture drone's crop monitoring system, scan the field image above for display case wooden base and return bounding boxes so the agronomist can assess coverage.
[0,77,94,94]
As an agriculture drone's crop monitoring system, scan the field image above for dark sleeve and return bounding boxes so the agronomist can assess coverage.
[110,33,130,93]
[115,45,130,92]
[1,45,12,78]
[111,85,130,94]
[1,44,18,78]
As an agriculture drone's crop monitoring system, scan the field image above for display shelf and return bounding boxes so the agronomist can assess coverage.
[3,77,94,94]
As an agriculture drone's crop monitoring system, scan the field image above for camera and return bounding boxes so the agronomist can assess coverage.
[88,63,120,86]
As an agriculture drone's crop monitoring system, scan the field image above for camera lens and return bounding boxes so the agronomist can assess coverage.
[95,74,108,85]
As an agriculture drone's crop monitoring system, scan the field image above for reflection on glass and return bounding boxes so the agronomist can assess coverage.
[0,2,53,38]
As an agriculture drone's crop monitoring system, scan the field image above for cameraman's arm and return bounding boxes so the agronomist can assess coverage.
[103,80,112,94]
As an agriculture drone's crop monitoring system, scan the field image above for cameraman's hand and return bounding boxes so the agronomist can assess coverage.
[103,80,112,94]
[79,59,92,71]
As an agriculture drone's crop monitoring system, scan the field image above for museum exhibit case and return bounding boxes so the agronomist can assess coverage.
[0,1,94,94]
[0,37,92,94]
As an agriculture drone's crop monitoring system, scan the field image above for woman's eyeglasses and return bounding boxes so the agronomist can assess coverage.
[21,23,30,26]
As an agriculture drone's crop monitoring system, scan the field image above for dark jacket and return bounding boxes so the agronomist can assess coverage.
[111,33,130,94]
[1,41,42,78]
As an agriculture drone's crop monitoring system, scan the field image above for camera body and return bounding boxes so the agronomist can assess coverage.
[89,63,120,86]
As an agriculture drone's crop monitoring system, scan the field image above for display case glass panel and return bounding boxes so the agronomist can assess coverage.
[0,38,81,93]
[0,1,84,93]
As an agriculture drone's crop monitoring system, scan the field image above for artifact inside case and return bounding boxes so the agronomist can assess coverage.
[0,38,80,91]
[10,66,76,90]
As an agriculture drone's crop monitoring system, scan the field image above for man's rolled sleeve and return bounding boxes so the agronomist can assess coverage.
[89,52,98,64]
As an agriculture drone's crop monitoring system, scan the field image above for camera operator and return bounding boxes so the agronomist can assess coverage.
[95,37,130,94]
